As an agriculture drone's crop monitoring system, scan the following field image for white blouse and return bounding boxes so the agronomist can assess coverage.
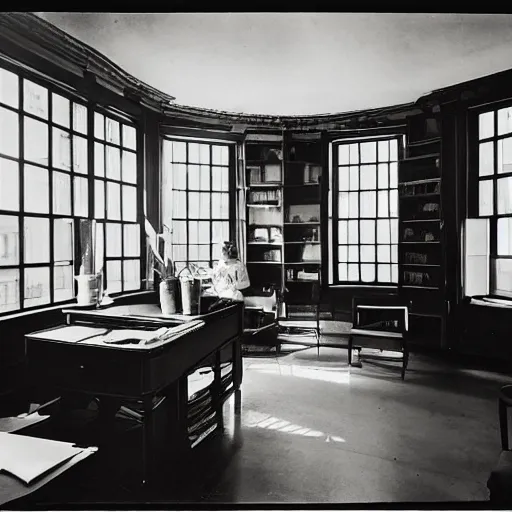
[212,259,250,301]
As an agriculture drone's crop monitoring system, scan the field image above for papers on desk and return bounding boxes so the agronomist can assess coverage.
[36,325,110,343]
[0,432,97,486]
[0,413,50,433]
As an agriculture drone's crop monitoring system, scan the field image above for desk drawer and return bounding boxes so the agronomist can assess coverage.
[26,339,144,398]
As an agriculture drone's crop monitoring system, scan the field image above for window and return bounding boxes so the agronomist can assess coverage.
[330,138,399,284]
[94,112,140,294]
[0,63,142,315]
[476,105,512,298]
[161,138,232,272]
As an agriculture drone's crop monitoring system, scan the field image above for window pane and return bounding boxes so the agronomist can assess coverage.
[173,163,187,190]
[0,68,18,108]
[188,143,200,164]
[498,137,512,174]
[198,245,210,261]
[54,264,74,302]
[212,221,229,246]
[123,224,140,257]
[94,112,104,140]
[173,190,186,218]
[212,145,228,166]
[348,263,359,281]
[173,220,187,244]
[122,185,137,222]
[52,94,70,128]
[73,103,87,134]
[199,165,210,190]
[54,218,73,261]
[360,191,376,218]
[348,219,358,244]
[221,167,229,192]
[24,80,48,119]
[338,245,348,262]
[106,260,122,293]
[122,125,137,150]
[122,150,137,184]
[378,190,389,217]
[348,191,358,218]
[338,263,348,281]
[360,165,376,190]
[391,264,398,283]
[0,158,19,211]
[94,142,105,177]
[338,192,349,218]
[493,258,512,297]
[24,266,50,307]
[349,144,359,165]
[53,171,71,215]
[361,264,375,283]
[391,244,398,263]
[498,107,512,136]
[189,221,199,244]
[377,219,391,244]
[497,177,512,214]
[24,117,48,166]
[348,245,359,262]
[95,180,105,219]
[360,245,374,262]
[106,146,121,180]
[391,219,398,244]
[199,192,211,219]
[390,190,398,217]
[378,140,389,162]
[52,128,71,170]
[359,219,375,244]
[338,220,348,244]
[24,165,49,214]
[0,268,20,312]
[377,245,391,263]
[338,144,349,165]
[212,193,222,218]
[106,118,120,145]
[123,259,140,291]
[107,182,121,220]
[73,136,88,174]
[338,167,349,191]
[378,163,388,189]
[479,142,494,177]
[74,176,88,217]
[188,164,200,190]
[172,141,187,162]
[0,107,19,158]
[360,142,376,163]
[106,223,122,257]
[498,218,512,256]
[220,192,229,219]
[172,244,187,262]
[349,167,359,190]
[0,215,19,265]
[389,163,398,188]
[378,264,391,283]
[479,180,493,216]
[389,140,398,161]
[189,244,198,261]
[479,111,494,139]
[24,217,49,263]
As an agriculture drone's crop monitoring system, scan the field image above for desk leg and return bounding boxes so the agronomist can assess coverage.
[233,337,242,391]
[214,350,224,431]
[141,395,154,486]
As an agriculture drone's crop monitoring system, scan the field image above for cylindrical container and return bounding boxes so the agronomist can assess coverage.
[179,273,201,315]
[159,277,178,315]
[75,274,99,306]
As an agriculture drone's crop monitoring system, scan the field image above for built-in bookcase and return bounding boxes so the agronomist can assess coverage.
[398,114,446,345]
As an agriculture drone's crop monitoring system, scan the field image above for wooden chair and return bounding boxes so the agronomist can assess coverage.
[348,295,409,380]
[488,384,512,505]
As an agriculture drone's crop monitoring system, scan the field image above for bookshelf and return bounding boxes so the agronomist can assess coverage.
[398,114,446,346]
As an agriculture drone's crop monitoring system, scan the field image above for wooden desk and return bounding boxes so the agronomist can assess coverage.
[25,301,244,486]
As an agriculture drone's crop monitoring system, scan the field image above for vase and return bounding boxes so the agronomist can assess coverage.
[159,277,177,315]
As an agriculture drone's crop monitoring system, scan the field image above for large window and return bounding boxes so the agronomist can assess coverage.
[476,105,512,298]
[0,63,142,315]
[161,138,232,272]
[330,138,399,284]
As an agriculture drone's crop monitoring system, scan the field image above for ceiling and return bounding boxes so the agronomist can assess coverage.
[35,12,512,116]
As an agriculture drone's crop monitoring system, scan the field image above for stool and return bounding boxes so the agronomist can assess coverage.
[488,384,512,505]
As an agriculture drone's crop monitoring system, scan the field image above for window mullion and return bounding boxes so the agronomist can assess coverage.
[18,75,24,310]
[48,93,54,304]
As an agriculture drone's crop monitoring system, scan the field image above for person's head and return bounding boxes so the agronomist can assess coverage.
[221,241,238,261]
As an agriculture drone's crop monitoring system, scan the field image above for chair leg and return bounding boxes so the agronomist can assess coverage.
[348,335,352,366]
[499,397,509,451]
[401,350,409,380]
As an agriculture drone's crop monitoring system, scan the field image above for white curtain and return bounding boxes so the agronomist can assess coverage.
[235,142,247,263]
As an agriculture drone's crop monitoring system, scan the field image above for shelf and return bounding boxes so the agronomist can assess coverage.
[400,192,440,199]
[284,222,321,226]
[285,261,321,265]
[284,183,320,188]
[407,137,441,147]
[248,241,283,246]
[284,241,320,244]
[248,183,282,188]
[247,261,282,265]
[285,160,321,166]
[399,177,440,186]
[402,153,439,162]
[247,203,281,208]
[401,218,440,223]
[402,264,440,267]
[401,285,439,290]
[286,280,318,284]
[401,241,441,244]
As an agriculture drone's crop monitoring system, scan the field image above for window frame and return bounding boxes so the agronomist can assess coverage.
[0,57,144,317]
[330,135,402,286]
[470,99,512,299]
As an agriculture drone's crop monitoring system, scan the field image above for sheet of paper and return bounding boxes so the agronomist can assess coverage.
[0,432,95,485]
[34,325,109,343]
[0,413,50,433]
